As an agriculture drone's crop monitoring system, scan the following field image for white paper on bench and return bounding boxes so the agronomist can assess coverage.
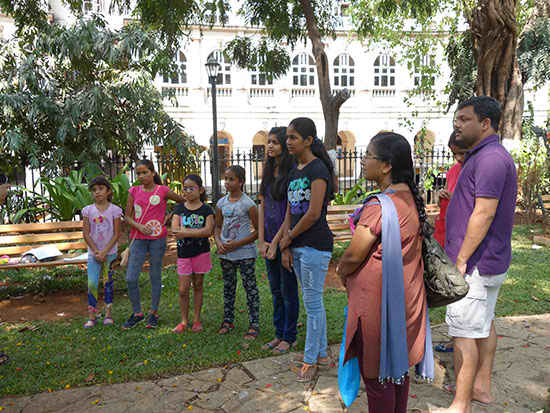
[23,245,62,261]
[63,253,88,261]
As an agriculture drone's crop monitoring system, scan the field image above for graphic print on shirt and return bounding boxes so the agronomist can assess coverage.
[222,205,241,241]
[92,215,108,243]
[134,204,143,220]
[177,214,206,248]
[288,176,311,215]
[145,219,162,237]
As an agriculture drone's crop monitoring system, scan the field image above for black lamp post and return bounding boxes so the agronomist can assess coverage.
[205,57,222,203]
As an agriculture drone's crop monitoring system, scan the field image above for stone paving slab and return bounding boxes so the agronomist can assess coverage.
[1,314,549,413]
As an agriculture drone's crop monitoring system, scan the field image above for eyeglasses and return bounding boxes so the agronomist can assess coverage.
[362,153,383,161]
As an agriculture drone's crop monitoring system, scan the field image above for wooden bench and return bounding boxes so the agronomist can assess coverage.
[538,194,550,217]
[0,221,88,269]
[327,203,441,243]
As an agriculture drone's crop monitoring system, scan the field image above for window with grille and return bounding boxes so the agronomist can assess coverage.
[162,51,187,84]
[292,53,316,87]
[413,55,435,87]
[208,50,232,85]
[373,54,396,87]
[250,67,273,86]
[333,54,355,87]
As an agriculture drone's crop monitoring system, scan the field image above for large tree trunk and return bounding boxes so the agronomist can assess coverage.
[300,0,350,150]
[467,0,522,142]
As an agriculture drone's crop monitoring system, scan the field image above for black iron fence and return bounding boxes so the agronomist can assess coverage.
[3,148,454,223]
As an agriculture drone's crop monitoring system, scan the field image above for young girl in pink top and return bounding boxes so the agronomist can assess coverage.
[122,159,185,330]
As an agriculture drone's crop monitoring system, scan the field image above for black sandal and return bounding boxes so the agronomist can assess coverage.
[218,322,234,335]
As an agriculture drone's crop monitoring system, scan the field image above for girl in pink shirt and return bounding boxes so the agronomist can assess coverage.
[122,159,185,330]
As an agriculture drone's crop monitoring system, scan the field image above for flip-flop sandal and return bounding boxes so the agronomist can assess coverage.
[293,354,330,367]
[103,317,114,326]
[272,341,293,354]
[0,353,9,365]
[172,323,187,334]
[218,322,234,335]
[292,363,318,382]
[243,328,259,340]
[262,338,281,350]
[191,322,203,332]
[435,343,454,353]
[84,319,97,328]
[442,384,491,407]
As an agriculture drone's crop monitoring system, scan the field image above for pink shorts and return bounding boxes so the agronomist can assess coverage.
[177,252,212,276]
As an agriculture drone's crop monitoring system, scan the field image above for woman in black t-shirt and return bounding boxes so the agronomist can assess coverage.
[171,175,215,334]
[279,117,335,382]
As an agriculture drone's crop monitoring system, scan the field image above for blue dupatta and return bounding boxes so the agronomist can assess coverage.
[353,192,434,383]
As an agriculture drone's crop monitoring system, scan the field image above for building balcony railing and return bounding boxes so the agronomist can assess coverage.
[249,87,274,98]
[291,87,316,98]
[372,88,396,97]
[207,87,233,98]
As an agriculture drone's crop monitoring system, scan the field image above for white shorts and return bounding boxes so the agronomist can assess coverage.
[446,267,506,339]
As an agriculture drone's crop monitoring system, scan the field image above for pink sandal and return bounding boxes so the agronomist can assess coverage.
[84,319,97,328]
[172,322,187,334]
[191,322,203,332]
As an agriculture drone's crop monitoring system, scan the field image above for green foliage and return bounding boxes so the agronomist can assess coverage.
[0,15,196,175]
[512,103,550,222]
[518,18,550,89]
[0,186,50,224]
[39,170,93,221]
[332,179,375,205]
[110,166,132,211]
[444,29,476,111]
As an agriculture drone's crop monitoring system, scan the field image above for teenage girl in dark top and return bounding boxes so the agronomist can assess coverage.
[279,117,335,382]
[258,127,299,354]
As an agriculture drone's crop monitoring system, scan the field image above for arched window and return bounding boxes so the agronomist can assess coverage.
[208,50,231,85]
[250,67,273,86]
[333,54,355,87]
[292,53,316,87]
[163,51,187,84]
[373,54,396,87]
[414,55,435,87]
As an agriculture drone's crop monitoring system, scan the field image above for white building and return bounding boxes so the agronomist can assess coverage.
[2,0,549,159]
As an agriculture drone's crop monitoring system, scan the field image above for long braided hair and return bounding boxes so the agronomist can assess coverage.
[369,132,432,238]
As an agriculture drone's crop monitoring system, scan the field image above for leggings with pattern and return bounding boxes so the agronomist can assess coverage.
[220,258,259,330]
[87,253,117,311]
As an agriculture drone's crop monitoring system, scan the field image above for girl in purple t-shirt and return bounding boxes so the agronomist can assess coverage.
[258,127,299,354]
[82,176,122,328]
[122,159,186,330]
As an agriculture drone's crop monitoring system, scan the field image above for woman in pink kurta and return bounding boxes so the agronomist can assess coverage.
[337,132,431,413]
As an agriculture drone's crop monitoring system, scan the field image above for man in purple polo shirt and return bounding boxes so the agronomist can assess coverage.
[435,96,517,413]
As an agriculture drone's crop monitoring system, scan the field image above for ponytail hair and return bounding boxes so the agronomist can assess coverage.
[369,132,432,238]
[288,117,335,200]
[184,174,207,202]
[227,165,246,191]
[136,159,163,185]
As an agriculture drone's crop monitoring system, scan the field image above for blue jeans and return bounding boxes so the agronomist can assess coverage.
[292,246,332,365]
[265,247,299,343]
[125,237,167,314]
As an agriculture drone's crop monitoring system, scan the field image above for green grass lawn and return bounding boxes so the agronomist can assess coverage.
[1,225,549,396]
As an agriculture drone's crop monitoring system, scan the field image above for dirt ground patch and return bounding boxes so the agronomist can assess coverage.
[325,261,344,290]
[0,291,95,322]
